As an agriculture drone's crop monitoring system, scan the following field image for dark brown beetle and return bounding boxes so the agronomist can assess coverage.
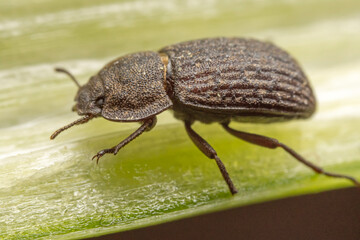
[51,37,359,194]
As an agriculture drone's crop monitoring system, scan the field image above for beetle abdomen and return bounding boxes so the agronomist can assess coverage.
[160,38,316,123]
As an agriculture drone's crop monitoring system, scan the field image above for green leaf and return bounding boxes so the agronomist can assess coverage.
[1,0,360,239]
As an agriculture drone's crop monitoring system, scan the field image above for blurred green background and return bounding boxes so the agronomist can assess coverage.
[1,0,360,239]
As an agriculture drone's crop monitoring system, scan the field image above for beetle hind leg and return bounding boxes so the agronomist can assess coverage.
[222,122,360,187]
[185,121,238,195]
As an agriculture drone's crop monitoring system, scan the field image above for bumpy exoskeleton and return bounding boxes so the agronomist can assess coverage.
[51,37,359,195]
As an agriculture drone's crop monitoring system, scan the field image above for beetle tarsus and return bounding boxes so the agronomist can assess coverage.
[222,123,360,188]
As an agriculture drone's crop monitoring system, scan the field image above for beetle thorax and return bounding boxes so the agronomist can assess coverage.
[97,51,172,122]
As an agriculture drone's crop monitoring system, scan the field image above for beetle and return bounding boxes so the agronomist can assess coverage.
[51,37,359,194]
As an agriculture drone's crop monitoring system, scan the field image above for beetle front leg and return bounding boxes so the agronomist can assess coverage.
[185,121,238,195]
[222,122,360,187]
[92,117,157,163]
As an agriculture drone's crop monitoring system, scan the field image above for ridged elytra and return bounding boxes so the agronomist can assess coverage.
[51,37,359,195]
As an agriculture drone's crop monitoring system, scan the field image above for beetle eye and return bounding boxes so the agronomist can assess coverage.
[95,97,104,107]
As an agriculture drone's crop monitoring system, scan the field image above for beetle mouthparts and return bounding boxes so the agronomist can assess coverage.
[50,115,94,140]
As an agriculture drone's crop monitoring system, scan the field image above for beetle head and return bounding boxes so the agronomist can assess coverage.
[50,68,105,139]
[51,52,173,140]
[73,75,105,116]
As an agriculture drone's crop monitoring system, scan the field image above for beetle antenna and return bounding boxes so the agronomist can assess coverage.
[55,67,81,88]
[50,115,94,140]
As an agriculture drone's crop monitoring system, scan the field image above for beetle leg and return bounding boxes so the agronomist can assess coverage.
[222,123,360,187]
[92,117,156,164]
[185,121,238,195]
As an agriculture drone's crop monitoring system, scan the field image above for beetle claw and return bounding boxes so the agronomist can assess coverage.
[92,150,107,164]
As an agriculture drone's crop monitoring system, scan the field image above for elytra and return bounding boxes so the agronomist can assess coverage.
[51,37,359,194]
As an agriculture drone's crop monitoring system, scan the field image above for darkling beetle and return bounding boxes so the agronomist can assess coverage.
[51,37,359,194]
